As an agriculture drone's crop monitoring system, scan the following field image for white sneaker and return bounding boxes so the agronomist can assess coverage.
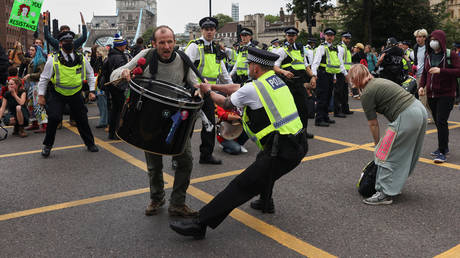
[363,191,393,205]
[240,146,248,153]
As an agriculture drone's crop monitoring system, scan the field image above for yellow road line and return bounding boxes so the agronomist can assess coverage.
[435,244,460,258]
[187,186,337,258]
[0,188,150,221]
[0,140,122,159]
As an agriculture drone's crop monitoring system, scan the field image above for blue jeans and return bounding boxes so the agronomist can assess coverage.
[96,94,108,126]
[221,133,249,155]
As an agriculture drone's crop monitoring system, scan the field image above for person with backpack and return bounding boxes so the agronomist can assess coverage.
[419,30,460,163]
[111,25,200,218]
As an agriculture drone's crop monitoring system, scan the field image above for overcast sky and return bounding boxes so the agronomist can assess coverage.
[40,0,292,34]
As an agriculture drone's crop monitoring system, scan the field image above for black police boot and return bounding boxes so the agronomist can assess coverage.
[315,120,329,127]
[169,217,207,240]
[250,198,275,213]
[326,118,336,124]
[333,113,346,118]
[199,155,222,165]
[41,145,52,157]
[87,145,99,152]
[306,132,314,139]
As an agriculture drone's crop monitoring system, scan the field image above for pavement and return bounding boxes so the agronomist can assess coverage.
[0,98,459,258]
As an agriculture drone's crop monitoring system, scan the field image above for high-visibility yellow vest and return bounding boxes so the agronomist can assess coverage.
[236,48,249,76]
[242,70,303,150]
[50,53,86,96]
[339,43,352,70]
[280,46,306,71]
[185,40,222,84]
[228,49,236,66]
[319,44,341,74]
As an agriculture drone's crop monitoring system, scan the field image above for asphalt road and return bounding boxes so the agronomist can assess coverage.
[0,97,459,258]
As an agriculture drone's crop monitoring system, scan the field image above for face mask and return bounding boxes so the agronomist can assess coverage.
[62,42,74,52]
[430,40,440,50]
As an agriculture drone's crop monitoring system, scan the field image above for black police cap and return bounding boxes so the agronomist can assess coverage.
[455,42,460,48]
[307,38,317,43]
[58,31,75,41]
[270,38,280,44]
[240,28,253,36]
[341,31,352,38]
[246,47,279,66]
[401,40,411,46]
[199,17,218,29]
[324,28,336,35]
[284,27,299,35]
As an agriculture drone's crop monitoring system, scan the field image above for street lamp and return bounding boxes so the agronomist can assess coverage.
[209,0,212,17]
[305,0,312,38]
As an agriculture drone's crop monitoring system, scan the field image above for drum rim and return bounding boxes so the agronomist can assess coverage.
[129,84,202,109]
[130,78,202,107]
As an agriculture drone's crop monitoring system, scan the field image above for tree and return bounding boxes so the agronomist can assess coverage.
[213,14,233,30]
[265,15,280,23]
[338,0,448,47]
[141,27,155,44]
[287,0,333,23]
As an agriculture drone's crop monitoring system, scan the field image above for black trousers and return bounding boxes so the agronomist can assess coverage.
[108,88,125,138]
[199,133,307,229]
[315,69,334,122]
[285,80,309,129]
[43,89,94,147]
[199,96,216,159]
[334,73,350,114]
[428,96,455,153]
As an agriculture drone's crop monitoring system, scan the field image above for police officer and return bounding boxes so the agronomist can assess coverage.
[268,38,281,52]
[185,17,233,164]
[37,31,98,157]
[170,47,307,239]
[377,37,406,85]
[105,33,131,140]
[336,31,354,116]
[230,28,255,83]
[273,27,314,139]
[304,38,317,67]
[310,28,344,127]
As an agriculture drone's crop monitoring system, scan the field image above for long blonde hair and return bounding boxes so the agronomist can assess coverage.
[348,64,374,89]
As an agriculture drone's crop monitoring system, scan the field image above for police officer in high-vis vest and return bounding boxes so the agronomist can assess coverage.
[274,27,314,138]
[268,38,281,52]
[335,31,354,116]
[230,28,255,83]
[170,47,307,239]
[37,31,98,157]
[185,17,233,165]
[311,28,346,127]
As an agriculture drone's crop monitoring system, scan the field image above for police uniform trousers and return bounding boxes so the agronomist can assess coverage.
[334,73,350,114]
[198,132,307,229]
[144,138,193,206]
[199,96,217,159]
[284,78,309,129]
[315,68,335,123]
[43,89,95,147]
[108,86,125,138]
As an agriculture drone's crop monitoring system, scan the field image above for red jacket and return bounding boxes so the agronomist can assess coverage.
[420,30,460,98]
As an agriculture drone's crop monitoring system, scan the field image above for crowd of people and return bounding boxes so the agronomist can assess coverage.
[1,11,460,240]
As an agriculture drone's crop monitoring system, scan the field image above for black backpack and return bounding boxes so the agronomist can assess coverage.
[357,160,377,197]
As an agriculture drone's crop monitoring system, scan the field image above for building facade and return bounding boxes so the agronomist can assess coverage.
[231,3,239,22]
[87,0,157,46]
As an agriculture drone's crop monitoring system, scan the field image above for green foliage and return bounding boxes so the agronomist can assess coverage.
[141,27,155,44]
[213,13,233,30]
[287,0,333,22]
[337,0,449,47]
[265,15,280,23]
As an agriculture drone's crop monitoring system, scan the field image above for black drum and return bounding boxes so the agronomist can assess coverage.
[117,78,203,156]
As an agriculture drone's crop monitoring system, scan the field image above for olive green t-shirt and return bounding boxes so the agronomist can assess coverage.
[361,78,415,122]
